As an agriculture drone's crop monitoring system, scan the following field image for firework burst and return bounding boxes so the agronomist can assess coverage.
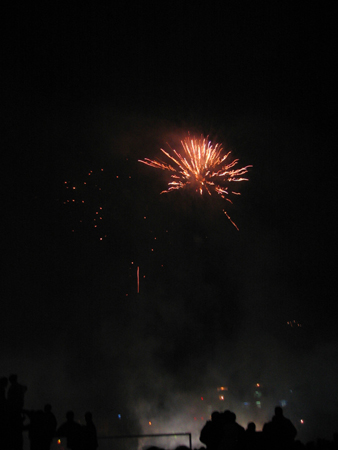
[139,135,252,229]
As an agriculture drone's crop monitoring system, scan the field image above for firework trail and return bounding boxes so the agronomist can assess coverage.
[139,135,252,229]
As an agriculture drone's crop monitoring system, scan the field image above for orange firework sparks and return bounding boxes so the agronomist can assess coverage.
[139,135,252,229]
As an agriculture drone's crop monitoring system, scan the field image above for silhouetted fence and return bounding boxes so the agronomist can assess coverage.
[99,432,192,449]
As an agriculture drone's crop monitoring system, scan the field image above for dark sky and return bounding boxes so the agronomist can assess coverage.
[3,3,337,447]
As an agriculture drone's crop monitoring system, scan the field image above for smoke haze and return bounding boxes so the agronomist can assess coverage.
[4,106,337,450]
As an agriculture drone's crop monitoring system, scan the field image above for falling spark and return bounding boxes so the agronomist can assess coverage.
[139,135,252,229]
[62,168,108,238]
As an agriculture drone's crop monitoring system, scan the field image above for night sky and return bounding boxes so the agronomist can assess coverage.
[3,3,337,448]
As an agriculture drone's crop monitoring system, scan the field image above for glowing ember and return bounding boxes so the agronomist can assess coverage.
[139,135,252,229]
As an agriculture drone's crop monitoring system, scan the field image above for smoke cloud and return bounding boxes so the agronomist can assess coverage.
[4,108,337,450]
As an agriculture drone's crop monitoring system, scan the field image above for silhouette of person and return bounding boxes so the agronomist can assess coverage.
[83,411,98,450]
[24,409,50,450]
[56,411,83,450]
[7,374,27,414]
[331,432,338,450]
[263,406,297,450]
[44,404,57,449]
[0,377,9,450]
[245,422,261,450]
[0,377,7,406]
[7,374,27,450]
[219,410,245,450]
[200,411,223,450]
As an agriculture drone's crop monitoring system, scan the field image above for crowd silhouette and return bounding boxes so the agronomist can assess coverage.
[1,374,338,450]
[199,407,337,450]
[0,374,98,450]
